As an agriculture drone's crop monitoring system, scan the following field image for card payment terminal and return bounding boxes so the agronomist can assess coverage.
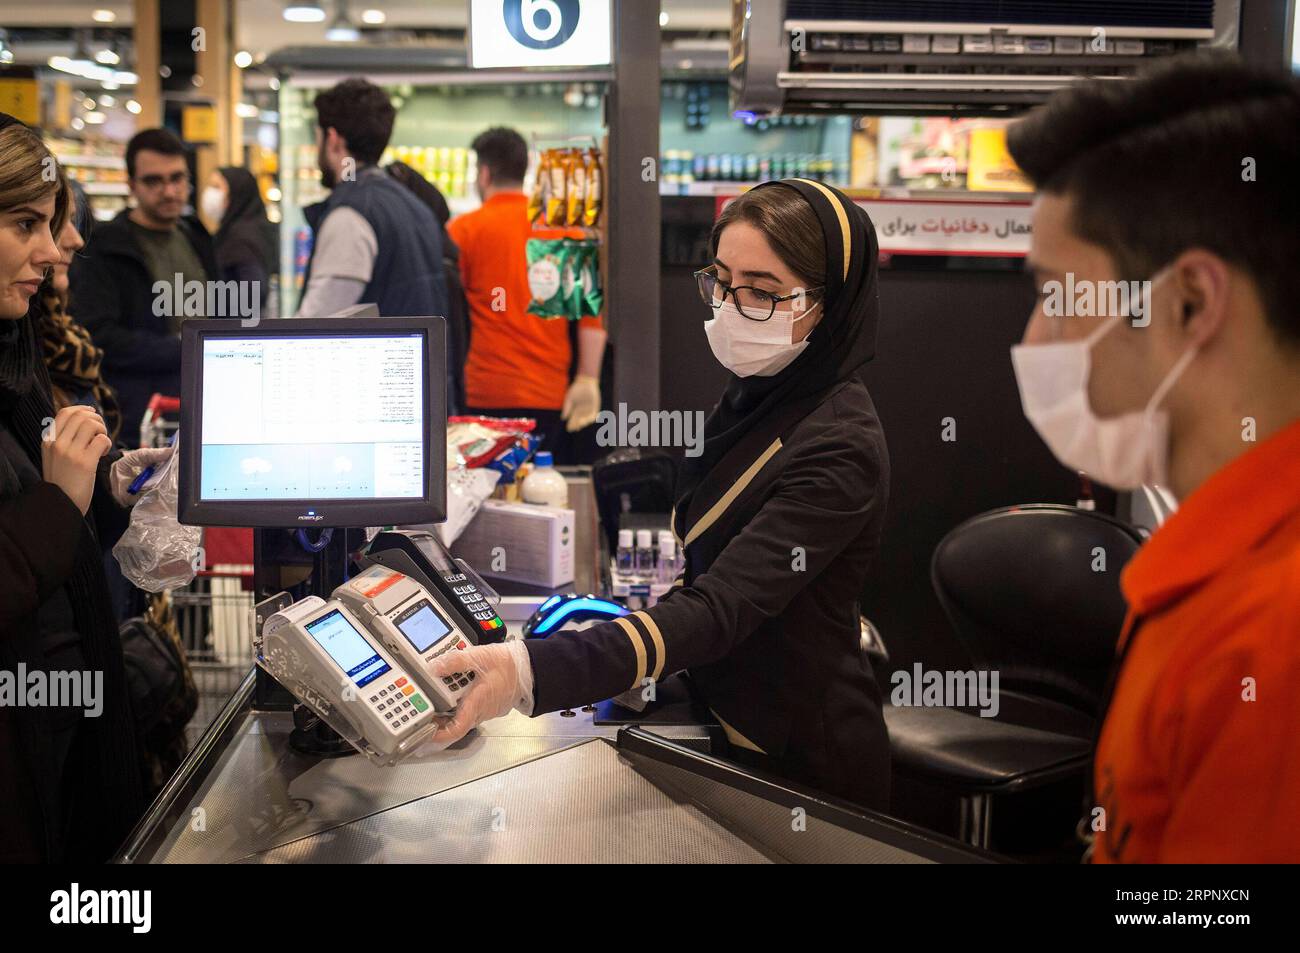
[334,564,476,712]
[260,597,437,763]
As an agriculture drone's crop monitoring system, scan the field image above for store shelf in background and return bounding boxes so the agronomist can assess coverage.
[53,153,125,169]
[81,182,130,196]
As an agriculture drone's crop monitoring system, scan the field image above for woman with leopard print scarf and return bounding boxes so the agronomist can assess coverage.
[37,180,123,442]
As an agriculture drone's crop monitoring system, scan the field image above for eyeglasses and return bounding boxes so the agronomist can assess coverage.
[135,171,191,190]
[694,266,823,322]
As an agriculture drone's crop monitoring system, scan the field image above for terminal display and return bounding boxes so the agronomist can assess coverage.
[199,334,424,501]
[304,608,392,688]
[179,317,447,528]
[394,601,452,653]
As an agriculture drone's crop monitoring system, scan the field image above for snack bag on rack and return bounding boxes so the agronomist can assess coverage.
[566,149,587,226]
[528,149,548,223]
[583,148,603,227]
[545,149,567,226]
[525,238,570,318]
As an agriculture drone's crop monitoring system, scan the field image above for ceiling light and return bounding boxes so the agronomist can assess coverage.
[83,111,107,124]
[125,99,141,114]
[361,9,385,25]
[234,50,253,68]
[660,12,669,27]
[92,9,115,23]
[326,1,361,42]
[99,94,116,107]
[95,48,120,65]
[235,102,259,118]
[283,3,326,23]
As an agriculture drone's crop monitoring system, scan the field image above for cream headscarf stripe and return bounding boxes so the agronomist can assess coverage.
[791,177,852,282]
[684,437,783,547]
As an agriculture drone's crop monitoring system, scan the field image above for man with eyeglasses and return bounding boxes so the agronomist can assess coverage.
[71,128,217,442]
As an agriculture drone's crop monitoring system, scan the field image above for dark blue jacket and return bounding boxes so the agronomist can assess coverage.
[302,166,448,321]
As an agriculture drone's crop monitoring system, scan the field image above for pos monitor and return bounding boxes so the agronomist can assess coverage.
[178,316,446,528]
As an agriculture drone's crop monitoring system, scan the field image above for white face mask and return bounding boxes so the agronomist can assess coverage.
[1010,269,1197,490]
[200,186,226,225]
[704,299,817,378]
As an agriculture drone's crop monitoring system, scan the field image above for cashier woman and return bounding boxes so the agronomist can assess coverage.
[430,179,893,809]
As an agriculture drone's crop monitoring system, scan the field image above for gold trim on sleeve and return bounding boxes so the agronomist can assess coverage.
[631,611,667,682]
[613,615,648,691]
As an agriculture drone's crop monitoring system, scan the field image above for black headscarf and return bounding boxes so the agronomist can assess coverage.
[676,178,881,513]
[213,165,274,278]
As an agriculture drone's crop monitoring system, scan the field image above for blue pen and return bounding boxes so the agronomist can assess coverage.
[128,432,178,495]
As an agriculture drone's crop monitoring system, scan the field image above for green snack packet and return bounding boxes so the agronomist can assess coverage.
[567,241,590,320]
[526,238,570,319]
[561,241,582,321]
[581,242,603,317]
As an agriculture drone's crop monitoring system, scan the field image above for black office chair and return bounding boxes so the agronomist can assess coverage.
[883,504,1144,849]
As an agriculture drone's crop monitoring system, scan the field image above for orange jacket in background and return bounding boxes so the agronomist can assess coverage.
[1093,418,1300,862]
[447,191,603,411]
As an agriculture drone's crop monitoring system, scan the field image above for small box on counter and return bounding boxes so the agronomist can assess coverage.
[451,500,574,588]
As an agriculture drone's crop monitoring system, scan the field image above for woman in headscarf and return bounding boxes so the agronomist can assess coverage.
[36,180,123,442]
[426,180,892,808]
[200,165,274,309]
[0,113,162,860]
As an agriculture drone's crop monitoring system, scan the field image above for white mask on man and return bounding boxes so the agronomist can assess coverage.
[704,299,817,378]
[1010,267,1198,490]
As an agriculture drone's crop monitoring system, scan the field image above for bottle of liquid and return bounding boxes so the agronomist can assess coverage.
[521,451,568,507]
[657,532,677,584]
[615,529,635,576]
[634,529,655,579]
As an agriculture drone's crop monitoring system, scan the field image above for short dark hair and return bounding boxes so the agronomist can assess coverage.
[471,127,528,185]
[1007,54,1300,347]
[314,78,396,166]
[126,127,185,178]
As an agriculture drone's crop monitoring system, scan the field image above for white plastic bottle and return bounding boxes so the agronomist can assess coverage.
[657,532,677,584]
[615,529,635,575]
[634,529,655,579]
[521,451,568,507]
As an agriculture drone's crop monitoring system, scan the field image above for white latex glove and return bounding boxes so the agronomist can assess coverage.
[560,374,600,432]
[424,640,534,749]
[109,445,175,507]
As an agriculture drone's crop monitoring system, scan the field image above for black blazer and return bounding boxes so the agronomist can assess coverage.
[525,377,891,807]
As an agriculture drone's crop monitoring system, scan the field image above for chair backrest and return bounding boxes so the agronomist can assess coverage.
[930,504,1144,717]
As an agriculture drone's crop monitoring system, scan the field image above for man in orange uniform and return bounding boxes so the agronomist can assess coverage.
[1006,57,1300,862]
[448,127,606,461]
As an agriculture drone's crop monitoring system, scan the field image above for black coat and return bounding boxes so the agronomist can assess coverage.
[0,312,143,862]
[212,166,275,309]
[68,210,218,444]
[524,377,892,808]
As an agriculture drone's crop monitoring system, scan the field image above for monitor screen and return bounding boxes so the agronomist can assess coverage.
[394,600,452,653]
[304,608,391,688]
[200,334,423,501]
[179,317,447,528]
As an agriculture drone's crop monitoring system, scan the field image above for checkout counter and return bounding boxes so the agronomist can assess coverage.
[128,316,995,864]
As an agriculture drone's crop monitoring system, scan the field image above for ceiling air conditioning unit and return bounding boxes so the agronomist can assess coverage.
[730,0,1241,117]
